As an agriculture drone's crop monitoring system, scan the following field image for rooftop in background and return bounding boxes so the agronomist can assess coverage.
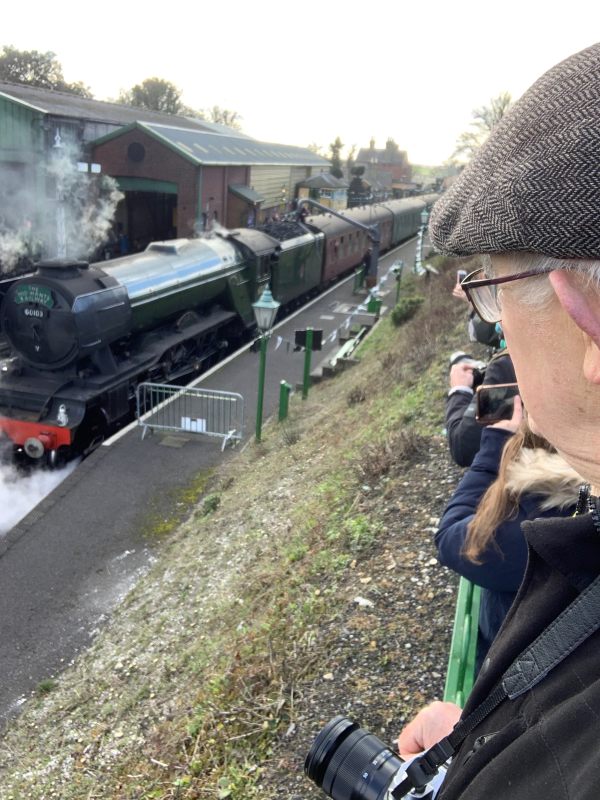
[93,121,329,167]
[0,80,252,137]
[297,173,349,189]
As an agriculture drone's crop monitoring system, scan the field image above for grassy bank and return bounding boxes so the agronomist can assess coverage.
[0,260,473,799]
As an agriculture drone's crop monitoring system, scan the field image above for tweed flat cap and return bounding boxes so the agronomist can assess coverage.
[430,43,600,259]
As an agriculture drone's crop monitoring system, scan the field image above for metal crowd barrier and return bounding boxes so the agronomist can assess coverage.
[444,577,481,707]
[136,382,244,451]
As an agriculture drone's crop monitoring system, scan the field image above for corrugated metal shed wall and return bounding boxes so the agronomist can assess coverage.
[291,166,310,186]
[0,95,40,159]
[250,165,311,207]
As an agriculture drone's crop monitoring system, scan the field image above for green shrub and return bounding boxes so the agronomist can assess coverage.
[390,295,424,326]
[202,493,221,515]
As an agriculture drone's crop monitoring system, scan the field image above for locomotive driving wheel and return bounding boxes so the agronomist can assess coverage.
[46,446,69,469]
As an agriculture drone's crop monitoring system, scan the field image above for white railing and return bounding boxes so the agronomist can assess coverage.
[136,383,244,450]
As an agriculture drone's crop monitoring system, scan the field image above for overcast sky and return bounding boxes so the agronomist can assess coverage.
[2,1,598,165]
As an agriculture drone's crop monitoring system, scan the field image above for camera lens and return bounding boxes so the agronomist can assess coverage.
[305,716,404,800]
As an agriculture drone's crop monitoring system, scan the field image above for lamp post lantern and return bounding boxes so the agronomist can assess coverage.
[252,286,281,442]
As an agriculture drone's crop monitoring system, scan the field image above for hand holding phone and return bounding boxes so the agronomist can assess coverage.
[490,394,523,433]
[476,383,520,425]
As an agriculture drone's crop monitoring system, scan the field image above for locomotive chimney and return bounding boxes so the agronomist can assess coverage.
[36,259,90,278]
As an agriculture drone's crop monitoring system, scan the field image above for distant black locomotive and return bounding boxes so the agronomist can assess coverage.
[0,196,436,465]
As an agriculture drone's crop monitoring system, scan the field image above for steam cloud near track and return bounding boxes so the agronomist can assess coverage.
[0,461,78,536]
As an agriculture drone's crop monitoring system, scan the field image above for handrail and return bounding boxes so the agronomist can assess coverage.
[444,577,481,707]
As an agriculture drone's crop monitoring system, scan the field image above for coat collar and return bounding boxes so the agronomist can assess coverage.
[523,512,600,591]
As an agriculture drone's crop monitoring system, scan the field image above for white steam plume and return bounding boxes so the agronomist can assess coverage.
[0,141,123,273]
[46,142,124,261]
[0,460,79,536]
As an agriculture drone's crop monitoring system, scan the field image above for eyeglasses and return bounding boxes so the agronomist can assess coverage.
[460,266,552,323]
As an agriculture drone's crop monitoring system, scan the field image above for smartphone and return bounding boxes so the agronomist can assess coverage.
[457,269,467,283]
[476,383,519,424]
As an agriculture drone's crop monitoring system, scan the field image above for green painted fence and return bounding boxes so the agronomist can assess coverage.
[444,578,481,707]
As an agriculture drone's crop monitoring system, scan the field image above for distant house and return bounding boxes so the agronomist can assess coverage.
[355,138,413,198]
[295,172,348,211]
[0,82,328,260]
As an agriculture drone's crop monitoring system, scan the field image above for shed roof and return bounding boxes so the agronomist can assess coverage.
[229,184,265,203]
[0,80,248,136]
[93,121,329,167]
[297,173,348,189]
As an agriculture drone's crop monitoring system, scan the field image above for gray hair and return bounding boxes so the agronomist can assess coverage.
[484,253,600,308]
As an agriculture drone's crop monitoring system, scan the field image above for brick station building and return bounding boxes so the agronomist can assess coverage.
[91,121,328,249]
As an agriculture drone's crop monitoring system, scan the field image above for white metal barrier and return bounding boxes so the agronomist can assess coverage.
[136,382,244,450]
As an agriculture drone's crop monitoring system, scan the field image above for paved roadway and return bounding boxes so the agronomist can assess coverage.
[0,240,417,726]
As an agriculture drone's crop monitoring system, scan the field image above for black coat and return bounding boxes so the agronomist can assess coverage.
[438,512,600,800]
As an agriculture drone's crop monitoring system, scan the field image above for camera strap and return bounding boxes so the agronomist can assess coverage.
[392,568,600,798]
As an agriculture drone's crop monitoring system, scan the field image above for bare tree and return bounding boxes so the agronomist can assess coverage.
[346,144,357,174]
[307,142,324,156]
[329,136,344,179]
[202,106,242,131]
[453,92,512,162]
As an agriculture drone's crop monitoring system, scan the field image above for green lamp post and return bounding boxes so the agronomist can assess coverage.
[252,285,281,442]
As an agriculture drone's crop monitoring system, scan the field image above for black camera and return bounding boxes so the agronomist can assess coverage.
[471,366,486,391]
[305,716,447,800]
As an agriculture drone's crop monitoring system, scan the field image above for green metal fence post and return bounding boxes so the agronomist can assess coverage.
[255,334,268,442]
[444,577,481,707]
[279,381,292,421]
[392,259,404,305]
[353,267,365,293]
[302,328,313,400]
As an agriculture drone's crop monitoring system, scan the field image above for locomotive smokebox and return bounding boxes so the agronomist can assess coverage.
[1,259,132,370]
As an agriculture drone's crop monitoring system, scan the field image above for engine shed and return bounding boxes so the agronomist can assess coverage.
[91,122,328,248]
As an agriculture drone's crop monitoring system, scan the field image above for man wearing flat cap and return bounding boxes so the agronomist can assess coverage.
[396,43,600,799]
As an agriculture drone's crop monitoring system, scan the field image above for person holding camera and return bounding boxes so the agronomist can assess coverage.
[447,272,515,468]
[446,348,516,467]
[397,44,600,799]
